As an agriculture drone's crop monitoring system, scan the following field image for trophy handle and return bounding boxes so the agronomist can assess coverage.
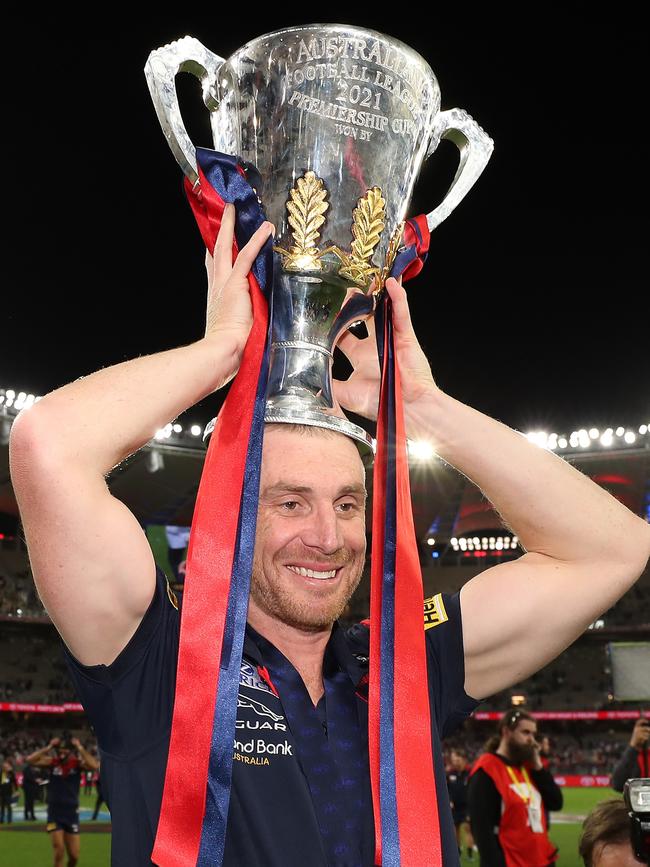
[424,108,494,232]
[144,36,225,188]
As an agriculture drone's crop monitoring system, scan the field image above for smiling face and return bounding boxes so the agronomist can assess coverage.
[248,425,367,633]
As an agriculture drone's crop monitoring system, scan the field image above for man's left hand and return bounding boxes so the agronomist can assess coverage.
[333,277,438,436]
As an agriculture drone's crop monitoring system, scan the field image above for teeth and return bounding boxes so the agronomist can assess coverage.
[287,565,337,579]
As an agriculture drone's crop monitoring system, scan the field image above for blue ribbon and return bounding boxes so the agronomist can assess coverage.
[373,296,401,865]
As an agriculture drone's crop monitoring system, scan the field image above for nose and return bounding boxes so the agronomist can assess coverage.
[299,504,344,554]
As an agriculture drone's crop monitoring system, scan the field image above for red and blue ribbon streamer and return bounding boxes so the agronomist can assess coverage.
[151,141,436,865]
[152,147,272,867]
[367,215,440,866]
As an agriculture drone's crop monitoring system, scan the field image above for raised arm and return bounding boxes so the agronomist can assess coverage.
[336,278,650,701]
[26,741,56,768]
[9,206,274,666]
[71,737,100,772]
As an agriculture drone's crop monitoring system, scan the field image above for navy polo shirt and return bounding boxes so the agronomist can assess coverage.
[62,565,478,866]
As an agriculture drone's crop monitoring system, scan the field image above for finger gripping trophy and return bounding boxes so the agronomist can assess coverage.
[145,25,493,450]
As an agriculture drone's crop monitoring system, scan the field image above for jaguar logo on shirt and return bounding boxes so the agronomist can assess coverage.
[235,663,295,762]
[237,695,284,722]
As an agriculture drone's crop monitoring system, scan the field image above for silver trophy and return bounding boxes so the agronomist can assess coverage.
[145,25,493,449]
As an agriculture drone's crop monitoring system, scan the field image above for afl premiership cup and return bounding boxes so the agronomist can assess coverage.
[145,24,493,448]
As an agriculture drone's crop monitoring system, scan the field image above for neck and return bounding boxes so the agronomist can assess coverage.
[247,603,332,705]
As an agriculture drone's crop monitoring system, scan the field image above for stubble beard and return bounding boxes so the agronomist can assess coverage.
[249,551,363,632]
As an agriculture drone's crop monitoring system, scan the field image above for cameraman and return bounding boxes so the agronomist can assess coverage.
[612,718,650,792]
[578,798,645,866]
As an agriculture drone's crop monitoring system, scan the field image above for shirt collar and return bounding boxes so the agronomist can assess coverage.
[243,620,367,689]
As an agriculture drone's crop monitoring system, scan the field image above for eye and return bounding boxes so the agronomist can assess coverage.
[336,500,357,513]
[280,500,300,511]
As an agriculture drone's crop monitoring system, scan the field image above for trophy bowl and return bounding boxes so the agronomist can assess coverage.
[145,25,493,449]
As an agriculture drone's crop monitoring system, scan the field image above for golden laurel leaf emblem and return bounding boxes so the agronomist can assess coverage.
[284,171,330,271]
[275,171,402,289]
[339,187,386,285]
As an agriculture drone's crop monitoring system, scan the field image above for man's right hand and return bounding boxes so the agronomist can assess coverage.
[203,203,274,386]
[630,718,650,750]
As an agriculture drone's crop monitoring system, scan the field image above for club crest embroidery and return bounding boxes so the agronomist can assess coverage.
[423,593,448,631]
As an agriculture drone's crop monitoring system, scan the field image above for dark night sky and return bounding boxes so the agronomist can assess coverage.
[4,12,647,438]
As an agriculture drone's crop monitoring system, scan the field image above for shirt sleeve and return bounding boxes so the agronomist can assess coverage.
[61,564,180,759]
[424,591,480,738]
[530,767,563,811]
[611,745,643,792]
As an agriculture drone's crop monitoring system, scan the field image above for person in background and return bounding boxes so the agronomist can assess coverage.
[468,709,563,867]
[164,525,190,582]
[22,760,39,820]
[0,758,17,823]
[539,735,554,829]
[578,797,645,866]
[539,736,552,770]
[26,736,100,867]
[446,747,478,861]
[611,716,650,792]
[91,764,107,821]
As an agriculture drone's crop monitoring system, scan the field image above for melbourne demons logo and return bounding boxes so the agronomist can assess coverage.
[239,661,275,695]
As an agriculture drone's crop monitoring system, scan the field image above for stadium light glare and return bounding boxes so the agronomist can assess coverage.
[558,437,568,448]
[426,538,435,546]
[408,439,435,460]
[624,431,636,444]
[190,425,202,436]
[172,423,182,434]
[616,426,625,437]
[640,425,648,435]
[589,428,599,439]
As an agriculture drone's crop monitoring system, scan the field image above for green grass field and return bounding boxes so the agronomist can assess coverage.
[0,787,619,866]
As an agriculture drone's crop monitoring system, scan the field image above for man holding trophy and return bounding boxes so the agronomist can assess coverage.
[9,24,650,867]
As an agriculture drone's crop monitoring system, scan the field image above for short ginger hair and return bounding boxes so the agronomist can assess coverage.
[578,798,631,866]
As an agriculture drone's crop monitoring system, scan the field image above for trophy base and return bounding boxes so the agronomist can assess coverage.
[263,408,375,457]
[203,411,375,459]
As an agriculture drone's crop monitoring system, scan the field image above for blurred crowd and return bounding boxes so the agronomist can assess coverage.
[0,626,78,705]
[0,570,44,618]
[443,732,630,776]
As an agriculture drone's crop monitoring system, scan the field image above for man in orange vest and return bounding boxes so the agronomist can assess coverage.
[468,710,563,866]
